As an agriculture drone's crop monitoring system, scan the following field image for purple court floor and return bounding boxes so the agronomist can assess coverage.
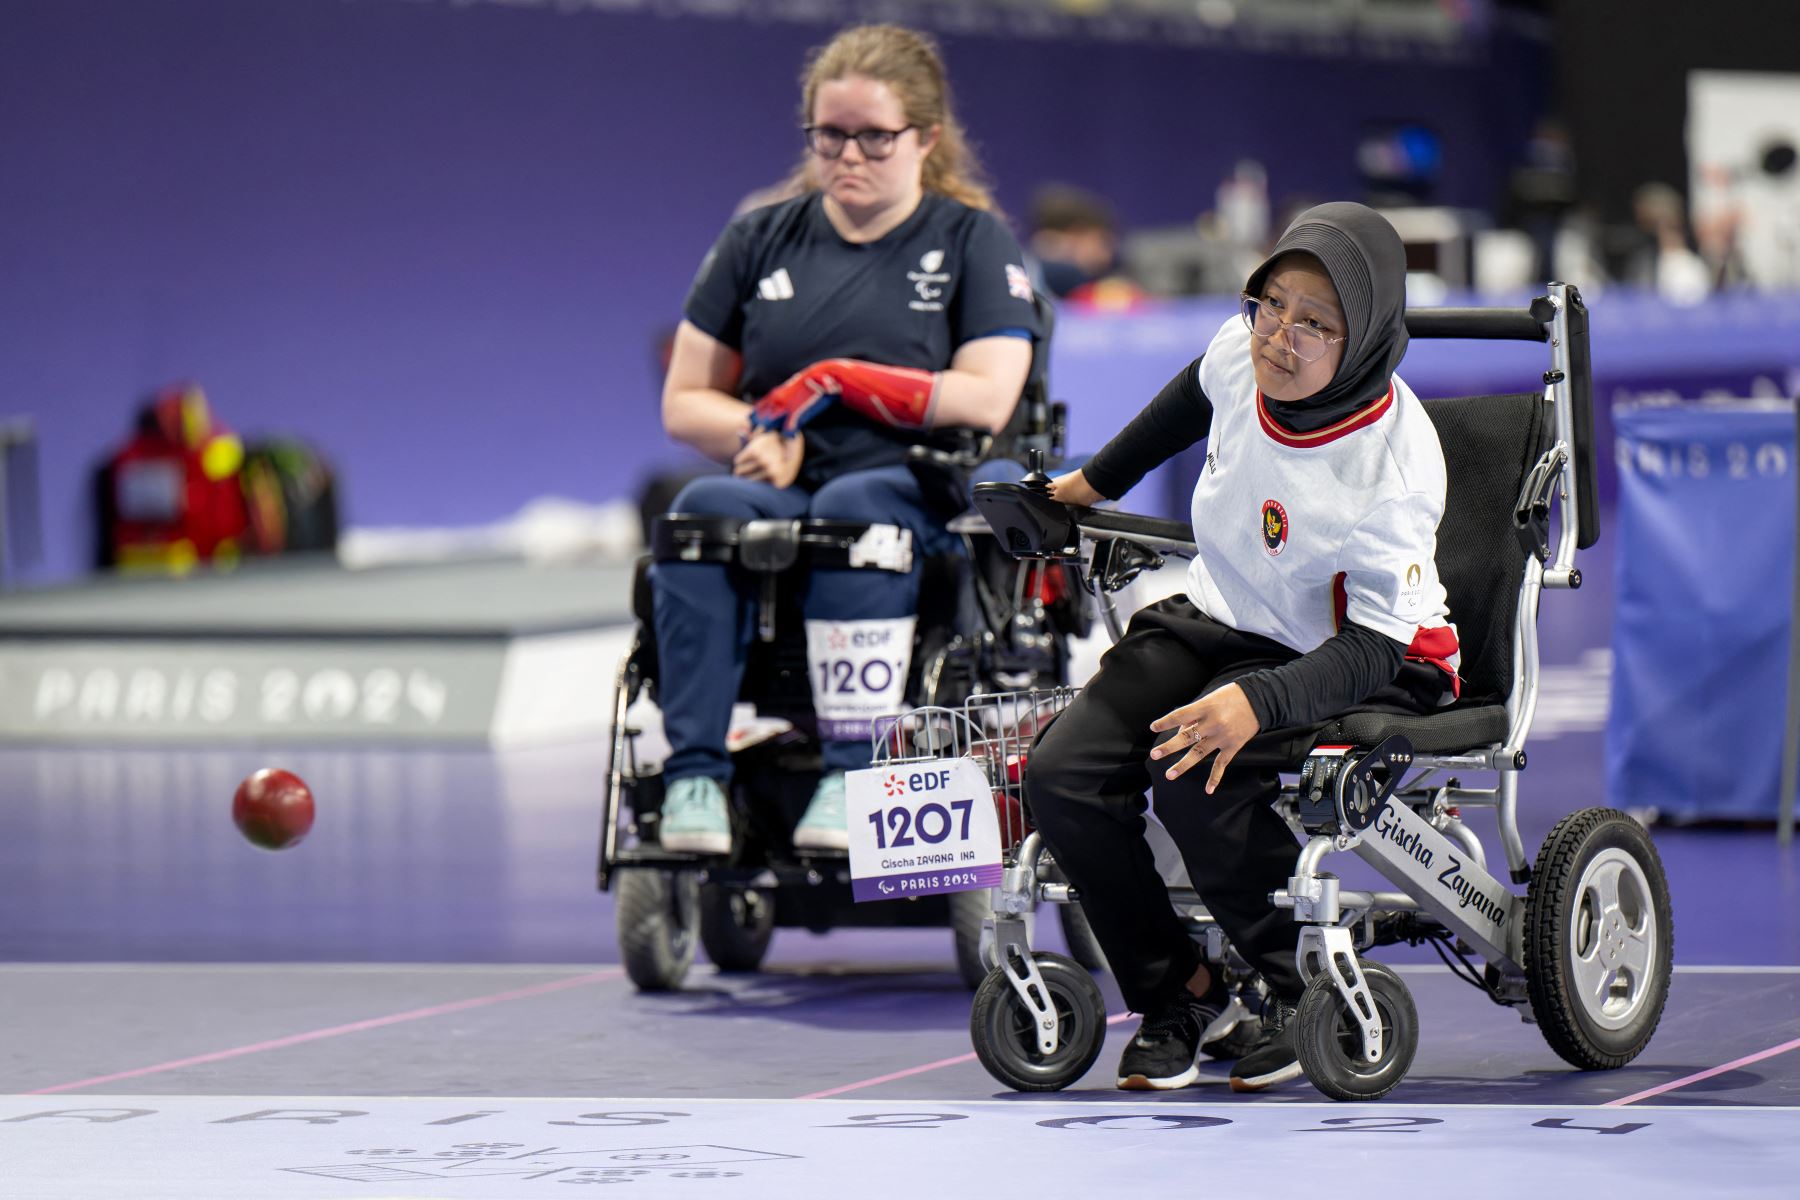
[3,541,1799,1196]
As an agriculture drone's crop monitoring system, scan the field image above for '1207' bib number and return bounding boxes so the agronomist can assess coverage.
[846,758,1002,902]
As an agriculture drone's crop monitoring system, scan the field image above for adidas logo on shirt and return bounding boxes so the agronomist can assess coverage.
[757,268,795,300]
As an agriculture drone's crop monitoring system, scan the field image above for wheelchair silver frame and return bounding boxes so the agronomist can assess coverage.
[945,283,1591,1056]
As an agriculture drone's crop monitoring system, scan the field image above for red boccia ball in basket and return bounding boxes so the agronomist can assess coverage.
[990,749,1034,840]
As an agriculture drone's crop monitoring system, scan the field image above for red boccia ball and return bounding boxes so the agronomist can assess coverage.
[992,788,1034,842]
[232,768,315,851]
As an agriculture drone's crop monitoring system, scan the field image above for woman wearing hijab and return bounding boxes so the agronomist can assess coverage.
[1029,203,1459,1093]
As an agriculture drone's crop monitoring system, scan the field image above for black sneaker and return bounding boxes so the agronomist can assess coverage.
[1229,997,1303,1092]
[1116,990,1222,1090]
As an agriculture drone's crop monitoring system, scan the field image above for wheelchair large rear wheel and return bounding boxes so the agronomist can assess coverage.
[1294,960,1419,1101]
[1524,807,1673,1070]
[616,868,699,992]
[698,883,775,973]
[970,951,1107,1092]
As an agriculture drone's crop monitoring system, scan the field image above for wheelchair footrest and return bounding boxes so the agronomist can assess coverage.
[652,515,915,573]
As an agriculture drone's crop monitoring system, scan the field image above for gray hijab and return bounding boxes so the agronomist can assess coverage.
[1242,202,1409,434]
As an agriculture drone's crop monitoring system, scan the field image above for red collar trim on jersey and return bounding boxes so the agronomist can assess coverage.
[1257,383,1394,448]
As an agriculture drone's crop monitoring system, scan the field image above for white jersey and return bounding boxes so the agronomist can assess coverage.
[1187,318,1460,694]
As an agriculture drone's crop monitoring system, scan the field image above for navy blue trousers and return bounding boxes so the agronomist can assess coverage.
[650,465,956,783]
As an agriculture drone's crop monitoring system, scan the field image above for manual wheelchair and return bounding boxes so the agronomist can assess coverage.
[879,284,1674,1100]
[596,305,1108,992]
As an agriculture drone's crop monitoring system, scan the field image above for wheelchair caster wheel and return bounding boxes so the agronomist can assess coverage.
[616,868,699,991]
[1294,960,1418,1101]
[970,951,1106,1091]
[1525,807,1673,1069]
[698,883,775,973]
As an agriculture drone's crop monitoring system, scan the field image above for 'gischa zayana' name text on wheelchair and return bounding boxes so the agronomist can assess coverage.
[875,283,1674,1101]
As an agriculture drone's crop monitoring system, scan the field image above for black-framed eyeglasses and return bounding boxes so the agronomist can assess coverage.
[802,124,917,160]
[1239,293,1347,364]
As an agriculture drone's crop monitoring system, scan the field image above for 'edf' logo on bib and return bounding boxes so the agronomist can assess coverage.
[1261,499,1288,555]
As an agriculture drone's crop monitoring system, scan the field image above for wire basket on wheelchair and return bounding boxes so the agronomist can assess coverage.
[870,685,1076,861]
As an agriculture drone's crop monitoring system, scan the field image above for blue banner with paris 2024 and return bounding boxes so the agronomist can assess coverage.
[846,758,1003,902]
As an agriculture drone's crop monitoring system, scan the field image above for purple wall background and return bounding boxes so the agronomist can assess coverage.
[0,0,1545,585]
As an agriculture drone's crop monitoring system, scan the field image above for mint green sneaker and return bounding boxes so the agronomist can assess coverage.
[658,776,731,855]
[792,771,849,851]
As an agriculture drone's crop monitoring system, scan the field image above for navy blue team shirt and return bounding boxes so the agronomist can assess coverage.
[683,191,1042,489]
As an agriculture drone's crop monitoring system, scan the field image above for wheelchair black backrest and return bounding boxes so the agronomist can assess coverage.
[1421,392,1549,705]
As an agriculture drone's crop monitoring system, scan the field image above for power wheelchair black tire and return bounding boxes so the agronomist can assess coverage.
[697,883,776,973]
[1294,960,1419,1102]
[969,951,1107,1092]
[1056,903,1109,974]
[1524,807,1673,1070]
[616,869,699,992]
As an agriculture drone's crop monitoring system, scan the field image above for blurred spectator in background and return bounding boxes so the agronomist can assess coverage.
[1621,182,1712,305]
[1027,183,1147,309]
[1693,138,1800,291]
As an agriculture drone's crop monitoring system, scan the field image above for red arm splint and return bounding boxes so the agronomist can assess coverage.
[750,359,939,435]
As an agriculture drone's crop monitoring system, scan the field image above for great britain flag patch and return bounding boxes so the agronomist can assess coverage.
[1006,263,1033,302]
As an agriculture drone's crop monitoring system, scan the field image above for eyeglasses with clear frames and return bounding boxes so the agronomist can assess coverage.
[1240,293,1347,364]
[803,124,917,160]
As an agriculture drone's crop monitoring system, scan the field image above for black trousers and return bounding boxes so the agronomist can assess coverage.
[1027,596,1313,1014]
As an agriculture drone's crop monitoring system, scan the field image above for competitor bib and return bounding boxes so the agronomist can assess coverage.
[846,757,1004,902]
[805,616,915,741]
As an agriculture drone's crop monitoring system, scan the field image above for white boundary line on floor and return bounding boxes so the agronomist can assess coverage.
[21,1094,1794,1113]
[0,963,618,974]
[3,962,1795,974]
[1388,965,1800,975]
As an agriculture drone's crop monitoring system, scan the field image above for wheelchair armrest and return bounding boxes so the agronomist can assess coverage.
[906,431,991,472]
[972,481,1200,559]
[1074,508,1197,555]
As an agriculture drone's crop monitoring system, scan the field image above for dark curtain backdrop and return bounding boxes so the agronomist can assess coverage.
[1553,0,1799,223]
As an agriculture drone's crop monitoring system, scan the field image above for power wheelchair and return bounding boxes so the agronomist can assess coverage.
[878,283,1673,1099]
[596,300,1106,992]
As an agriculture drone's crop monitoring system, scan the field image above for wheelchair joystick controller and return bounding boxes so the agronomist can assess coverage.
[971,451,1077,559]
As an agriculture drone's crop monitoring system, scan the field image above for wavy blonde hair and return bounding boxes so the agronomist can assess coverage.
[791,24,996,213]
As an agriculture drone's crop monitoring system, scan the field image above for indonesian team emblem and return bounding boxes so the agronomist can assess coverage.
[1261,499,1288,555]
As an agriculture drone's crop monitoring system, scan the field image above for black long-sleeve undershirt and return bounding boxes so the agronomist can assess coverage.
[1235,622,1407,729]
[1080,357,1411,727]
